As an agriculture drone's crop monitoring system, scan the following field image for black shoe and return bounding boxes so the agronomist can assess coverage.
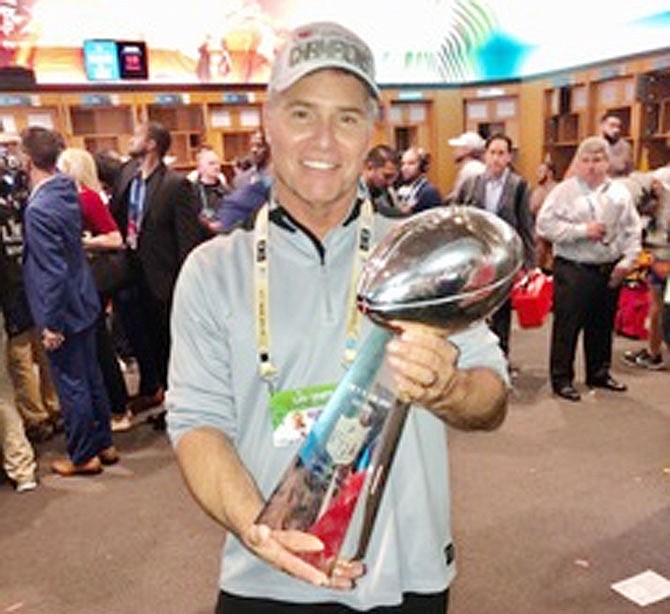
[147,410,167,431]
[553,385,581,402]
[586,376,627,392]
[25,421,55,444]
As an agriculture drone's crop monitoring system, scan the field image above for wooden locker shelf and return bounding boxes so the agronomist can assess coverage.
[146,103,206,166]
[463,90,520,146]
[638,67,670,169]
[68,103,134,153]
[70,106,134,134]
[0,93,62,135]
[541,83,588,177]
[205,101,263,164]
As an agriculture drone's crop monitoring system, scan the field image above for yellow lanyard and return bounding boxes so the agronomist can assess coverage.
[253,199,374,387]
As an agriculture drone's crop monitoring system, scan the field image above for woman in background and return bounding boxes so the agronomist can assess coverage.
[57,147,131,433]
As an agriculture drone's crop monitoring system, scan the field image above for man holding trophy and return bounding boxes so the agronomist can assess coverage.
[167,21,511,613]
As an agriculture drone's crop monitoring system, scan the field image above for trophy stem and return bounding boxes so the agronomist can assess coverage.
[352,398,410,561]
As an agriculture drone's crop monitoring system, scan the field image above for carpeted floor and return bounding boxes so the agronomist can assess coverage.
[1,319,669,613]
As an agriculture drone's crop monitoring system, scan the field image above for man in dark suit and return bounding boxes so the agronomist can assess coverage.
[454,133,536,359]
[20,126,117,476]
[110,121,201,418]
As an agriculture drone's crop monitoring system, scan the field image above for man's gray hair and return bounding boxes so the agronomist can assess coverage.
[577,136,609,158]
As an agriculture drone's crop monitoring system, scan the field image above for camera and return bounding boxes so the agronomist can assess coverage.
[0,148,29,211]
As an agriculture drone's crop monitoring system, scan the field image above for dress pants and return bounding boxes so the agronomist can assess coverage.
[489,297,512,357]
[115,278,170,397]
[47,324,113,464]
[0,397,36,484]
[95,306,128,416]
[5,327,60,427]
[550,257,620,388]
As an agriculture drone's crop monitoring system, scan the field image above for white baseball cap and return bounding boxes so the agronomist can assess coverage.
[652,166,670,191]
[448,131,485,151]
[268,22,379,100]
[0,132,19,146]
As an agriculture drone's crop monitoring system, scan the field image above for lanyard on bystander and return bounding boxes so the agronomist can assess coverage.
[127,174,146,250]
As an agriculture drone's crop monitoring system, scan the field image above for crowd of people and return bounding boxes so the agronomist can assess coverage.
[0,18,669,613]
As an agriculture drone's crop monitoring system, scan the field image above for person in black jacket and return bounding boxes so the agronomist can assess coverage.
[110,121,201,422]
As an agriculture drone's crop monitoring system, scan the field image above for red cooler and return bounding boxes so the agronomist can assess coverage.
[512,273,553,328]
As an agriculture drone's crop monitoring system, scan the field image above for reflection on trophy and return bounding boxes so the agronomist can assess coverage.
[256,206,523,574]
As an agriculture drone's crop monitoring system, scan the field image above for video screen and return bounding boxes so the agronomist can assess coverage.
[116,41,148,80]
[83,39,120,81]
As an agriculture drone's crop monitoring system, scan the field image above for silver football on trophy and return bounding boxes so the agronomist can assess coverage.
[357,206,523,329]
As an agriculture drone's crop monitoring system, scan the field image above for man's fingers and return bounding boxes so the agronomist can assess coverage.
[389,324,458,364]
[387,326,459,404]
[247,524,324,553]
[392,369,441,404]
[389,319,450,338]
[243,525,367,590]
[329,559,366,590]
[273,529,324,553]
[271,547,330,587]
[388,349,434,383]
[332,559,365,579]
[244,524,329,587]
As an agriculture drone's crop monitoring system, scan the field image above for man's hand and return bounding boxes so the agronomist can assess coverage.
[242,524,365,590]
[385,321,459,407]
[385,320,508,431]
[585,221,607,241]
[41,328,64,351]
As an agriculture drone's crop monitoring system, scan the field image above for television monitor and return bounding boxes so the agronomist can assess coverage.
[116,41,149,80]
[83,39,120,81]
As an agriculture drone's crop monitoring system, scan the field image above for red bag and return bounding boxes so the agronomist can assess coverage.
[615,282,650,340]
[511,272,553,328]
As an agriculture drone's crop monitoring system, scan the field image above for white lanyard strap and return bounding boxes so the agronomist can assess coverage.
[253,200,374,383]
[254,204,275,380]
[580,179,611,218]
[343,200,374,364]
